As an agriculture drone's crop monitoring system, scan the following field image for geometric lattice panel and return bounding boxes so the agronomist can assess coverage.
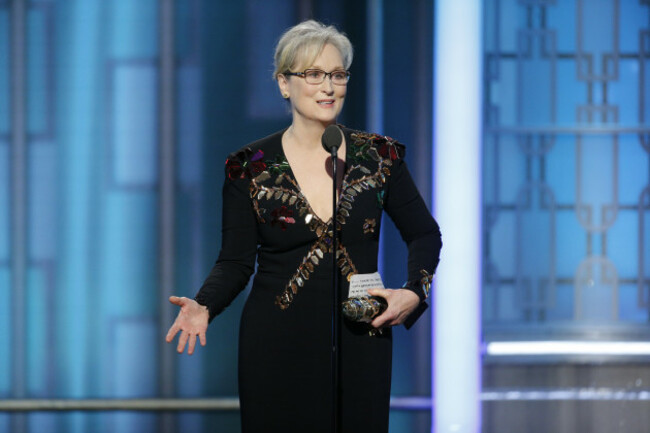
[483,0,650,335]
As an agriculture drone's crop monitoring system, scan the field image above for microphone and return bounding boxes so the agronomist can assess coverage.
[321,124,343,154]
[324,122,344,431]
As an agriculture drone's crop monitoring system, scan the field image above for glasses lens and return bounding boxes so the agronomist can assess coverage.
[331,71,349,85]
[301,69,349,85]
[304,69,325,84]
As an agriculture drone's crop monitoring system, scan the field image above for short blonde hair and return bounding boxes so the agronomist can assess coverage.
[273,20,353,80]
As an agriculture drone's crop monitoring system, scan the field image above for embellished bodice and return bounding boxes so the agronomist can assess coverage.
[195,126,441,322]
[224,127,406,309]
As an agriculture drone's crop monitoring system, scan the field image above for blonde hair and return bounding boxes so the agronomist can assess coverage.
[273,20,353,80]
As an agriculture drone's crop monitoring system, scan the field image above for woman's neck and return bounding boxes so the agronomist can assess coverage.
[286,118,336,150]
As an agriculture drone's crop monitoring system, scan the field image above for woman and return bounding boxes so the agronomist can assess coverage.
[165,20,441,432]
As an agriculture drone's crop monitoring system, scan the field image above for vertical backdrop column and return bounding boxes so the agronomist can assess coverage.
[433,0,482,432]
[158,1,176,433]
[10,1,27,433]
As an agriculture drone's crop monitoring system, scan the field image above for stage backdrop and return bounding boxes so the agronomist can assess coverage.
[483,0,650,337]
[0,0,434,432]
[482,1,650,432]
[2,0,648,432]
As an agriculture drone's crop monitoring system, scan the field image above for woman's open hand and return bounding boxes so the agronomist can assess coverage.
[366,288,420,329]
[165,296,210,355]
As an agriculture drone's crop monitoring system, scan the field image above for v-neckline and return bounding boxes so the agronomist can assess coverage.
[280,127,349,225]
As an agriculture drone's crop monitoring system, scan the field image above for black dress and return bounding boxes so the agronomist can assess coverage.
[194,127,441,433]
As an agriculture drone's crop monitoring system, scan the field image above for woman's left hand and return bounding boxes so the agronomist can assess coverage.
[367,288,420,328]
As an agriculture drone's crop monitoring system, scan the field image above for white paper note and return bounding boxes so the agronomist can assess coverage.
[348,272,385,298]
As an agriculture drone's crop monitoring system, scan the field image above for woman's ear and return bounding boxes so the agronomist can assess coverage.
[277,74,290,99]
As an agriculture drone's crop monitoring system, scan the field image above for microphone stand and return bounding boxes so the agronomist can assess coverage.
[330,144,341,433]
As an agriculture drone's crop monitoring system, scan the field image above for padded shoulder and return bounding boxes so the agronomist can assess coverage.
[344,128,406,164]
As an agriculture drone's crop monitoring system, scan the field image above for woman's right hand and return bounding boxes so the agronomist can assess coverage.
[165,296,210,355]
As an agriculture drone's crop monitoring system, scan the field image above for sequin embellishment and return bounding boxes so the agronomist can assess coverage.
[266,153,292,175]
[271,206,295,230]
[363,218,376,234]
[376,190,385,209]
[403,269,433,299]
[226,148,266,180]
[231,131,404,309]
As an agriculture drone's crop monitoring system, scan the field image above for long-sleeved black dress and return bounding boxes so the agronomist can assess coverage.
[194,126,441,433]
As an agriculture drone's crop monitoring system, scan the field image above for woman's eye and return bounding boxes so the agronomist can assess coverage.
[306,70,323,79]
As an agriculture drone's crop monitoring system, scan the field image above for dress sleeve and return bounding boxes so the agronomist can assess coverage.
[194,168,258,322]
[383,156,442,327]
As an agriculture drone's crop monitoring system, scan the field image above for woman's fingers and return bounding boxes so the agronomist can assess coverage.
[166,296,209,354]
[369,289,419,328]
[187,333,197,355]
[371,309,397,328]
[168,296,185,306]
[367,288,389,298]
[367,288,393,328]
[177,331,189,353]
[165,323,180,343]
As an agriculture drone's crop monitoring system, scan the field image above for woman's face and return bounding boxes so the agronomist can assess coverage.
[278,43,347,127]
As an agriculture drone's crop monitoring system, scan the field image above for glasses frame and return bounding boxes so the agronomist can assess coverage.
[283,68,351,86]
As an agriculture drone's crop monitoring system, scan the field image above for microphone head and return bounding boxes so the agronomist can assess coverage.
[321,124,343,153]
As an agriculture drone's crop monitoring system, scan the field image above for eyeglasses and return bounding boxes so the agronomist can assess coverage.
[283,69,351,85]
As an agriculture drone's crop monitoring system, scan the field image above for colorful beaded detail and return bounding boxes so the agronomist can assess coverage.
[403,269,433,299]
[226,130,404,309]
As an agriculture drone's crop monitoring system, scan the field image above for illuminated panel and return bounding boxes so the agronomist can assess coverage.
[486,341,650,356]
[433,0,482,432]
